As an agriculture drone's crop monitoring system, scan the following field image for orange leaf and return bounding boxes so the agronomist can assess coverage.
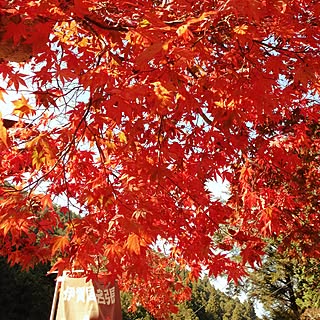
[0,112,8,147]
[40,194,53,210]
[0,220,11,238]
[12,95,35,117]
[52,235,69,255]
[233,24,249,35]
[0,87,6,102]
[126,233,141,255]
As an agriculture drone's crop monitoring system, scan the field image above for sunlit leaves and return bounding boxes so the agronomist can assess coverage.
[26,133,57,170]
[0,112,8,147]
[0,0,319,318]
[233,25,249,35]
[51,235,70,255]
[0,87,6,102]
[125,233,142,255]
[12,95,35,117]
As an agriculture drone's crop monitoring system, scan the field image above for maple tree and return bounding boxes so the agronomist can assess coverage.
[0,0,319,318]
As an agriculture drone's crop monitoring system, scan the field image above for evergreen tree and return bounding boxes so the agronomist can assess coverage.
[0,257,55,320]
[243,246,320,320]
[122,276,258,319]
[0,259,261,320]
[205,289,223,320]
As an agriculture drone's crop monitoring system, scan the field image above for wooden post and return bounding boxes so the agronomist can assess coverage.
[49,276,62,320]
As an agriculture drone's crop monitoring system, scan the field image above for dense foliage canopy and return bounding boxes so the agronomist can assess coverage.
[0,0,319,317]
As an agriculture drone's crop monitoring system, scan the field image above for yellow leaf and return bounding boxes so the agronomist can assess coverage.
[214,99,224,108]
[12,95,35,117]
[118,131,127,143]
[0,112,8,147]
[78,37,88,47]
[69,20,77,31]
[233,25,249,35]
[106,141,116,151]
[26,135,41,149]
[162,41,169,51]
[31,149,45,170]
[26,134,56,169]
[176,93,185,101]
[139,19,150,27]
[177,24,189,36]
[152,81,171,107]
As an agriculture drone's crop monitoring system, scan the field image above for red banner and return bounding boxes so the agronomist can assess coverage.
[55,276,122,320]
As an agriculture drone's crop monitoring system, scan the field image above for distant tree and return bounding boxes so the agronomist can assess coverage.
[205,288,223,319]
[243,301,259,320]
[242,246,320,320]
[186,277,218,320]
[0,257,55,320]
[121,291,155,320]
[0,256,262,320]
[122,276,258,320]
